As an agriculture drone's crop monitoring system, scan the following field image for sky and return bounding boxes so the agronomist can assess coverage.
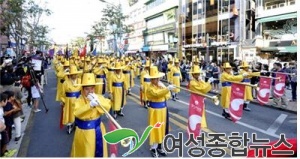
[40,0,128,44]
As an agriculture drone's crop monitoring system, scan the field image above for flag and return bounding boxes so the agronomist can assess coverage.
[48,48,55,58]
[80,45,87,57]
[187,93,205,139]
[274,73,286,98]
[109,121,118,157]
[229,83,245,123]
[92,48,97,56]
[257,77,271,105]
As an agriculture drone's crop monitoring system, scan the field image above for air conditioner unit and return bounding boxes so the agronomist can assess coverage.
[288,0,295,5]
[279,3,285,7]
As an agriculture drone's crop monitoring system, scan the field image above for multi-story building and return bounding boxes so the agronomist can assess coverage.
[125,0,146,56]
[142,0,179,59]
[255,0,297,63]
[180,0,256,63]
[0,0,8,51]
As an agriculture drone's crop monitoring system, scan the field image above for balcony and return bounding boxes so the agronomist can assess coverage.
[256,0,296,19]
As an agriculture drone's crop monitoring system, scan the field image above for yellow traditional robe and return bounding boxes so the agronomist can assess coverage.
[83,63,92,73]
[189,79,211,94]
[220,72,244,109]
[70,94,111,157]
[109,73,127,111]
[94,67,108,95]
[146,84,171,145]
[56,68,68,101]
[60,78,82,124]
[106,65,114,93]
[239,70,260,101]
[123,66,133,91]
[170,66,182,93]
[140,70,150,102]
[167,64,173,83]
[135,62,142,76]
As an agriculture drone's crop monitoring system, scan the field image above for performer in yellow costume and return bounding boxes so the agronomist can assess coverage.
[70,73,111,157]
[106,58,115,94]
[108,62,127,119]
[167,58,173,83]
[188,65,212,94]
[170,58,182,101]
[60,65,82,134]
[239,61,260,111]
[123,58,134,95]
[94,58,108,95]
[56,60,70,102]
[220,62,248,120]
[135,57,142,77]
[145,66,175,157]
[83,56,92,73]
[140,60,151,108]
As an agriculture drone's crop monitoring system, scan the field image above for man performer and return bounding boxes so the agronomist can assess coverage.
[70,73,111,157]
[239,61,260,111]
[108,61,127,119]
[60,65,82,134]
[170,58,182,101]
[56,60,70,102]
[94,58,107,95]
[188,65,212,94]
[220,62,248,120]
[140,60,151,109]
[145,66,175,157]
[123,58,134,95]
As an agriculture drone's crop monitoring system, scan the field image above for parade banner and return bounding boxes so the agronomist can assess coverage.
[229,83,245,123]
[274,73,286,98]
[48,48,55,58]
[187,93,205,138]
[109,121,118,157]
[80,45,87,57]
[257,77,271,105]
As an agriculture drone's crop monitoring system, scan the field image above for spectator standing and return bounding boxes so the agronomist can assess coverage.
[271,63,288,108]
[212,63,220,92]
[288,61,297,102]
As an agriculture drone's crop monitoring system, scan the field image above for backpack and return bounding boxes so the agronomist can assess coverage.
[21,75,31,88]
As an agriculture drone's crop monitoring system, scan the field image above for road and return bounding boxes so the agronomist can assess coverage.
[18,69,297,157]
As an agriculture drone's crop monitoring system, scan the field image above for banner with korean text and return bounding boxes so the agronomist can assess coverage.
[274,73,286,98]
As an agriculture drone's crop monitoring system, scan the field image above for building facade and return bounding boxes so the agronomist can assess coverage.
[255,0,297,63]
[180,0,256,63]
[142,0,179,59]
[125,0,146,56]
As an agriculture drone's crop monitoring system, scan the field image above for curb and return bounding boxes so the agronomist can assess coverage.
[161,79,297,114]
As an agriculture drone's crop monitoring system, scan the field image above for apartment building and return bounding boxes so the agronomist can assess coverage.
[0,0,8,51]
[180,0,256,63]
[142,0,179,59]
[255,0,297,62]
[125,0,146,55]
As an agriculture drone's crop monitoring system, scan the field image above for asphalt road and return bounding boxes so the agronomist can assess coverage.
[19,70,297,157]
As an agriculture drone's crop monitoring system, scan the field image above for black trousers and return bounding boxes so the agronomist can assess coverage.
[25,86,32,105]
[291,81,297,100]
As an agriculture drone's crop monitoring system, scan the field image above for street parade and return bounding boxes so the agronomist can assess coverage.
[0,0,298,158]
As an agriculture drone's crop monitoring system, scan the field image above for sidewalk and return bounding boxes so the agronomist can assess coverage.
[162,79,297,113]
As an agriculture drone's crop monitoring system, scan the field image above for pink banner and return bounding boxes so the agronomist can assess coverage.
[109,121,118,157]
[187,93,205,138]
[274,73,286,98]
[229,83,245,123]
[257,77,272,105]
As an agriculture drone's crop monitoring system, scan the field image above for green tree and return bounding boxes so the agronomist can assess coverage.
[70,37,86,48]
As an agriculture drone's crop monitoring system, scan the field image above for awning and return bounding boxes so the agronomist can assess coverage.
[125,50,137,54]
[142,46,150,52]
[261,46,297,53]
[257,13,297,23]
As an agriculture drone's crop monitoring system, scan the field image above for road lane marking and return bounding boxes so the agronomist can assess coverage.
[266,114,288,135]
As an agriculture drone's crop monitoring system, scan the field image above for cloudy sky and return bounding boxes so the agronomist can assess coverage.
[40,0,128,44]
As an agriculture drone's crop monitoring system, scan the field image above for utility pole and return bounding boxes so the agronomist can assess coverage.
[178,0,183,60]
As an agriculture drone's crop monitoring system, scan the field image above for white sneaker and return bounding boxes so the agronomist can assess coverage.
[34,109,41,113]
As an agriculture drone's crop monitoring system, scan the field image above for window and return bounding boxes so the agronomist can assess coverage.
[147,16,164,29]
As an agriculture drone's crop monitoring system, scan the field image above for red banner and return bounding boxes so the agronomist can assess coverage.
[229,83,245,123]
[187,93,205,138]
[274,73,286,98]
[109,121,118,157]
[257,77,272,105]
[80,45,87,57]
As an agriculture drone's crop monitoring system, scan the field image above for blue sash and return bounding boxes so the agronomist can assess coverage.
[241,79,250,83]
[173,73,180,76]
[149,101,166,109]
[112,82,123,87]
[222,82,232,87]
[144,78,150,82]
[65,91,80,98]
[75,117,102,157]
[96,75,106,79]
